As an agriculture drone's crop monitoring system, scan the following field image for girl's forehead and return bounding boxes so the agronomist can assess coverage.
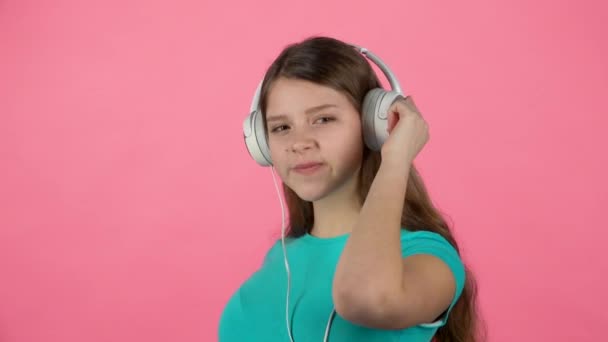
[269,78,337,98]
[266,79,348,114]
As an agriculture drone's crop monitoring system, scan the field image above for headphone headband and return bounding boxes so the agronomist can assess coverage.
[248,44,403,117]
[350,44,403,94]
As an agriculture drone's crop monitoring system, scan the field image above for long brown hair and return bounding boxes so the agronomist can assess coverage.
[257,36,485,342]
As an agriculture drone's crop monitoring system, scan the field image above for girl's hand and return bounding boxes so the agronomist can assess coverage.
[380,96,429,169]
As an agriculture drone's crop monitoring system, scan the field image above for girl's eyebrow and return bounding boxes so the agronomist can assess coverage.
[267,104,338,123]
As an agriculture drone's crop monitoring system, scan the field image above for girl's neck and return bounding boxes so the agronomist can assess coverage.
[309,181,362,238]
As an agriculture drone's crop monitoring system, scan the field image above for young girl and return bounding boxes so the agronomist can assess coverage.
[219,36,482,342]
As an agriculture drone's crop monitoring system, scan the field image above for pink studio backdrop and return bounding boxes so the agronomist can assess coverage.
[1,0,606,341]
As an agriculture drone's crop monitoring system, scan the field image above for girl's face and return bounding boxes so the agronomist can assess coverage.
[265,77,364,202]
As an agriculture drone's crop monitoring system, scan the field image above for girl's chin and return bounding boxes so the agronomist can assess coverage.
[289,185,330,203]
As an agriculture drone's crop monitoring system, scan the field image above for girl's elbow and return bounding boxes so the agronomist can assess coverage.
[332,285,394,327]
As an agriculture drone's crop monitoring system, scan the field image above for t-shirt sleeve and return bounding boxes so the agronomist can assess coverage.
[400,230,466,328]
[261,238,283,265]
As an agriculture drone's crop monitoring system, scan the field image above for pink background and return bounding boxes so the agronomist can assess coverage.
[1,0,607,341]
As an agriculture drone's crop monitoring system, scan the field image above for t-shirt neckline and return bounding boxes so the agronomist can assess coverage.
[300,231,351,244]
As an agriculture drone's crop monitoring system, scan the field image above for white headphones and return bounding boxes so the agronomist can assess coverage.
[245,44,406,342]
[243,44,405,166]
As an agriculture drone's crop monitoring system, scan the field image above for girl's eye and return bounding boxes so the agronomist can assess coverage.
[270,125,289,133]
[269,117,334,133]
[315,116,335,124]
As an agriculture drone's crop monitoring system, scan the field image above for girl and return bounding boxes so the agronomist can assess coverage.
[219,36,482,342]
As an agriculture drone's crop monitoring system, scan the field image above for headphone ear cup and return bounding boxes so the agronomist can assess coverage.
[361,88,405,151]
[243,110,273,166]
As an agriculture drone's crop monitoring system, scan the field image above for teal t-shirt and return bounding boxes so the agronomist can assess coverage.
[219,228,466,342]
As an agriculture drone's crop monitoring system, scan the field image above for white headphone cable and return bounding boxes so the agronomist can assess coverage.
[270,167,295,342]
[270,166,334,342]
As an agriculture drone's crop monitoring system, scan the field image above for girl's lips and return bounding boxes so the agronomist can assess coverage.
[293,162,324,175]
